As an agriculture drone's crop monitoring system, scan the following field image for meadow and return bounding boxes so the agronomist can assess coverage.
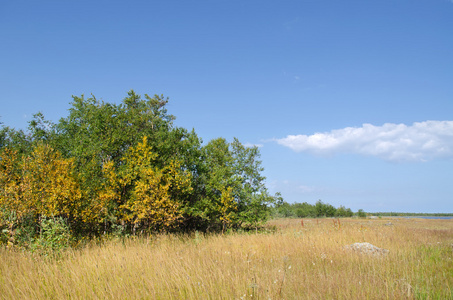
[1,217,452,299]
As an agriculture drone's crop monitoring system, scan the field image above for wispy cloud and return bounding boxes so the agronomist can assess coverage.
[296,184,318,193]
[275,121,453,162]
[283,17,299,30]
[243,142,264,148]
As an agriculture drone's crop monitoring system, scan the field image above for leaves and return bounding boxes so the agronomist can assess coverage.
[0,90,279,241]
[98,136,191,232]
[0,144,82,248]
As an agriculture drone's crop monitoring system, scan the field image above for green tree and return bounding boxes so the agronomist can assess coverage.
[55,90,175,173]
[335,205,354,217]
[186,138,275,231]
[0,126,31,154]
[275,201,294,218]
[315,200,326,217]
[357,209,367,218]
[28,112,56,144]
[294,202,316,218]
[192,138,236,230]
[231,139,276,229]
[96,136,192,233]
[52,91,193,233]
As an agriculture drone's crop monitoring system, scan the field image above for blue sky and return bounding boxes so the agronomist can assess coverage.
[1,0,452,213]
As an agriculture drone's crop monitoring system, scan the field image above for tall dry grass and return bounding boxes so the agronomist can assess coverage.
[1,218,452,299]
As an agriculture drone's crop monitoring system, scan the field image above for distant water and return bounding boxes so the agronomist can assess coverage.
[404,216,453,220]
[387,216,453,220]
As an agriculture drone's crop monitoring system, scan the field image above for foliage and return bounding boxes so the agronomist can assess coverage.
[0,143,82,248]
[0,144,81,223]
[0,90,282,244]
[0,126,31,154]
[99,136,191,232]
[335,205,354,217]
[357,209,367,218]
[273,200,354,218]
[189,137,278,231]
[30,216,72,256]
[0,211,36,248]
[218,186,236,232]
[315,200,337,217]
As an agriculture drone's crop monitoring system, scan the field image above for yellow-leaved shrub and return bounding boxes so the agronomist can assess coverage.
[99,136,192,232]
[218,186,237,233]
[0,144,82,245]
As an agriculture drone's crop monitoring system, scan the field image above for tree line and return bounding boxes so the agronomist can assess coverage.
[0,91,280,247]
[272,200,360,218]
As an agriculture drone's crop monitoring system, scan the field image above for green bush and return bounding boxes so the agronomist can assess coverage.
[30,216,72,256]
[0,210,37,248]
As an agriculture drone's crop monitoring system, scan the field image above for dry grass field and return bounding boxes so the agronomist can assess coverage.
[1,217,452,299]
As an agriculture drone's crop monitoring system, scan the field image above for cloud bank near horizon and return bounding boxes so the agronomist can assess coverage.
[275,121,453,162]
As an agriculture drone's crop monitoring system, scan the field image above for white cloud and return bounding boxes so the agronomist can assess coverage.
[275,121,453,162]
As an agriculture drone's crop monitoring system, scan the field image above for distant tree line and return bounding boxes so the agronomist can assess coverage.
[272,200,364,218]
[0,91,280,248]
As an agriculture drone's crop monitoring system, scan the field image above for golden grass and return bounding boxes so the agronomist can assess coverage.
[1,218,452,299]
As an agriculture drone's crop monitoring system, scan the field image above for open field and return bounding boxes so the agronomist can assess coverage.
[1,218,452,299]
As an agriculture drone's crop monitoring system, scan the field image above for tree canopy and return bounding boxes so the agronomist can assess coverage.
[1,91,280,246]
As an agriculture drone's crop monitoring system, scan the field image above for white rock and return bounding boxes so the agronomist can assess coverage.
[344,242,389,256]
